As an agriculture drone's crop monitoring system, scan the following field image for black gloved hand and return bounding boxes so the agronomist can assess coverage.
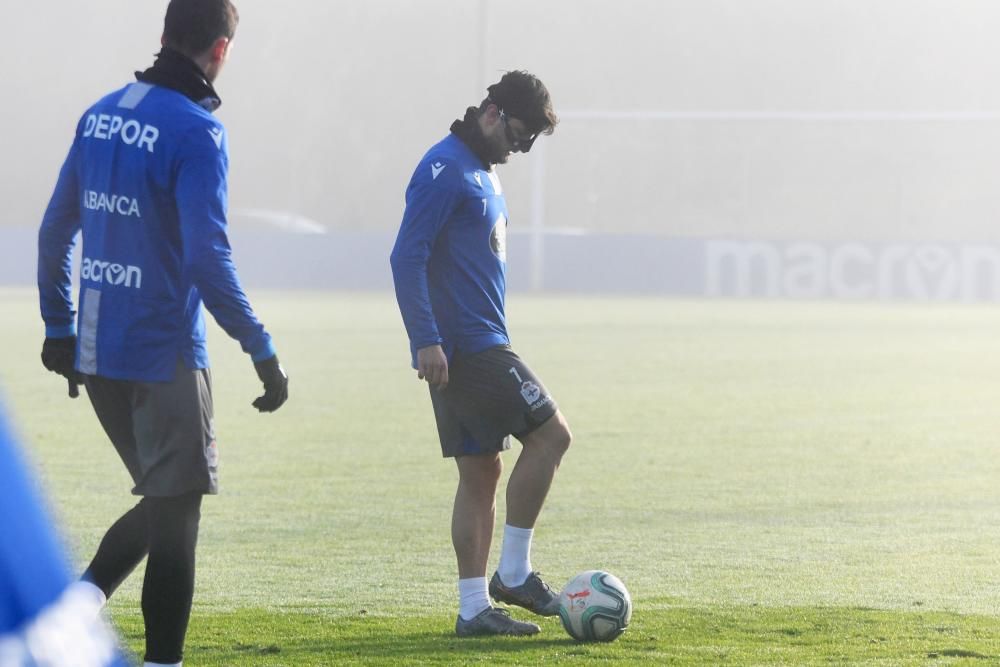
[41,336,83,398]
[252,355,288,413]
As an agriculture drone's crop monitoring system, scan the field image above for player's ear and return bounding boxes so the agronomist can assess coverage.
[483,103,502,127]
[209,37,230,64]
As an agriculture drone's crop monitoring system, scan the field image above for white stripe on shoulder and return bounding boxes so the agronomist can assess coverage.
[117,82,154,110]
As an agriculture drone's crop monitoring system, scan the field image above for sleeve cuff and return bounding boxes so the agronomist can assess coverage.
[250,340,277,363]
[414,336,444,350]
[45,324,76,338]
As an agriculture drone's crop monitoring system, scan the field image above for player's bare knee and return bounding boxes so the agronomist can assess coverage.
[485,455,503,481]
[550,423,572,459]
[458,453,503,487]
[545,412,572,456]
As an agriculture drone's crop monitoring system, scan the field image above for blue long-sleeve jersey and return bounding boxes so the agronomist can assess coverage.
[38,81,274,382]
[390,134,511,365]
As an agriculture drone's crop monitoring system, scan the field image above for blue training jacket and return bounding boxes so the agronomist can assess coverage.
[390,134,511,366]
[38,81,274,382]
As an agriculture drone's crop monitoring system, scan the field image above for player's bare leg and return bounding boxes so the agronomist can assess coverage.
[507,410,572,529]
[453,453,502,578]
[489,411,571,616]
[453,453,540,636]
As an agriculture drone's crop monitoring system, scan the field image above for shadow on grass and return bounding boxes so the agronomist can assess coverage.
[112,603,1000,666]
[117,611,630,665]
[219,634,585,662]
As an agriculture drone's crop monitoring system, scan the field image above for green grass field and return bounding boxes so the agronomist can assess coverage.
[4,288,1000,665]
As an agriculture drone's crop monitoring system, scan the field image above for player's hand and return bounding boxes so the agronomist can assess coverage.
[416,344,449,389]
[41,336,83,399]
[252,355,288,413]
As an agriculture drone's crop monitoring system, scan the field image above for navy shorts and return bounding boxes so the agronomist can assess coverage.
[84,362,218,496]
[430,345,558,458]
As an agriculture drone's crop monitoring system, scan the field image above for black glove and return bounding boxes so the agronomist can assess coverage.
[252,355,288,413]
[41,336,83,398]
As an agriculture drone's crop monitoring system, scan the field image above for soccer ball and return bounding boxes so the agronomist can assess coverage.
[557,570,632,642]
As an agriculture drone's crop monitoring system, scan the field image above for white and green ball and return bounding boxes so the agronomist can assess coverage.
[557,570,632,642]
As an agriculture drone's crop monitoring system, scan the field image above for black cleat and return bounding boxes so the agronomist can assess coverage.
[489,571,560,617]
[455,606,541,637]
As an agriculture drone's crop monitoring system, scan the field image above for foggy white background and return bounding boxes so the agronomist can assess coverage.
[4,1,1000,265]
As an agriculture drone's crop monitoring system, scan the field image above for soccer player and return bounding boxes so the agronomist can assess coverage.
[0,399,129,666]
[390,71,568,637]
[36,2,288,665]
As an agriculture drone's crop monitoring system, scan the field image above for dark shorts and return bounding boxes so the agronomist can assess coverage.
[84,362,218,496]
[430,345,558,458]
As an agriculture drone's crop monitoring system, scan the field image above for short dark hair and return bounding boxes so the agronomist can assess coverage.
[483,70,558,136]
[163,0,239,56]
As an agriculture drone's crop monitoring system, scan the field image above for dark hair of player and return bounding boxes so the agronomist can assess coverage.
[481,70,559,137]
[163,0,240,56]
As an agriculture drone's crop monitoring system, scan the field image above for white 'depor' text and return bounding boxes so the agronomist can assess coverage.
[83,190,141,218]
[82,114,159,153]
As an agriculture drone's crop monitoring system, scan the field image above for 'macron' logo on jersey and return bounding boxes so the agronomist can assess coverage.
[208,127,224,149]
[81,257,143,289]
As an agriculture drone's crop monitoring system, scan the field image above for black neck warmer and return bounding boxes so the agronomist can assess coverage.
[135,48,222,112]
[449,107,496,167]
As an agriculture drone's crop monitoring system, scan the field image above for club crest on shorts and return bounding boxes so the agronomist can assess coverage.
[520,381,541,404]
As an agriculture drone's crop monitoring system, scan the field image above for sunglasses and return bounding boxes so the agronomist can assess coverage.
[498,108,539,153]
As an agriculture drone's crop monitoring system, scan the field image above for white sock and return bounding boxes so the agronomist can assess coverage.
[458,577,490,621]
[143,662,181,667]
[497,524,534,587]
[68,580,107,617]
